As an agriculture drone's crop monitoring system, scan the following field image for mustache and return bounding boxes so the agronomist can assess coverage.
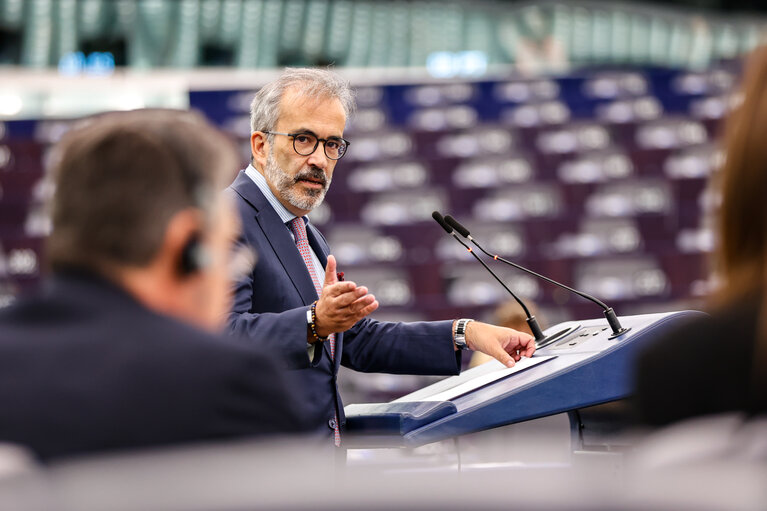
[294,166,328,187]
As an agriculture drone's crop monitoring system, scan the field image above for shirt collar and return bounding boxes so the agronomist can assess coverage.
[244,164,298,225]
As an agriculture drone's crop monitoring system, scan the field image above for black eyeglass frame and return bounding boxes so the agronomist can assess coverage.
[262,131,351,160]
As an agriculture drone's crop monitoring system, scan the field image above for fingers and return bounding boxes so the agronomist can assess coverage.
[521,334,537,357]
[332,286,369,307]
[466,323,536,369]
[355,298,379,317]
[321,281,357,298]
[327,296,378,327]
[496,331,536,367]
[323,254,338,287]
[491,344,516,368]
[323,289,376,314]
[506,332,535,361]
[347,292,375,311]
[510,331,536,357]
[314,273,378,336]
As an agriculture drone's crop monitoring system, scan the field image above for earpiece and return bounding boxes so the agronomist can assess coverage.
[179,236,210,276]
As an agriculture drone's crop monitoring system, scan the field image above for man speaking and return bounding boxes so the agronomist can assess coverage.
[227,69,536,446]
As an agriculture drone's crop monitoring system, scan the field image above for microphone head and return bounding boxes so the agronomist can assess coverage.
[444,215,470,238]
[432,211,453,234]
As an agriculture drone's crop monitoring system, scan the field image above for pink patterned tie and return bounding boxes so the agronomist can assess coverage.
[289,217,340,446]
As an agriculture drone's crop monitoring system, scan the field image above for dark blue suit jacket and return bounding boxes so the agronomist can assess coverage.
[226,170,461,437]
[0,270,313,461]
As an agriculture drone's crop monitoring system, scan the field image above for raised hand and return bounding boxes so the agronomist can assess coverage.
[313,255,379,339]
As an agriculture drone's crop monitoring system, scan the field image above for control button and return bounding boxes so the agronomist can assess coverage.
[328,418,337,429]
[569,342,577,346]
[580,332,590,337]
[602,327,608,331]
[592,332,599,336]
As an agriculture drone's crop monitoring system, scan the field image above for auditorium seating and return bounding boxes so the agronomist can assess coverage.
[0,66,731,387]
[189,67,731,327]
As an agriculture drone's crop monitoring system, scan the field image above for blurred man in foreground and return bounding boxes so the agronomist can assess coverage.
[227,68,536,446]
[0,110,312,461]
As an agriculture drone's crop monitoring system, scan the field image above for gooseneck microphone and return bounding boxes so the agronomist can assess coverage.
[443,214,630,339]
[432,211,549,344]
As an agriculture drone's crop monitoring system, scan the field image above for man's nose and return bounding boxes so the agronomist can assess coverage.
[306,143,329,169]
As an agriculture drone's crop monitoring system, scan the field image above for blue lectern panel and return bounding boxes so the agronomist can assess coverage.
[345,310,704,446]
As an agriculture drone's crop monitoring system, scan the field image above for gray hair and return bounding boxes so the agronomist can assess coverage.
[249,68,356,134]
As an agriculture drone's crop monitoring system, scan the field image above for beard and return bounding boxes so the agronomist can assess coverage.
[264,149,331,212]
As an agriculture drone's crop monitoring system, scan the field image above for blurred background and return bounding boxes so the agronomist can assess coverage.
[1,0,764,403]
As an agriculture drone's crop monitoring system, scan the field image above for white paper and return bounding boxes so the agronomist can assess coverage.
[399,355,555,402]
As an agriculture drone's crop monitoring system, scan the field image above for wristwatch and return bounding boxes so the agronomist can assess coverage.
[453,318,474,350]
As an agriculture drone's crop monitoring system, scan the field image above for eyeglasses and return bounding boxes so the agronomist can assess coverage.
[263,131,350,160]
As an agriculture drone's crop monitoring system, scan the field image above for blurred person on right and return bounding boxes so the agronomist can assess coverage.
[634,48,767,427]
[0,110,313,461]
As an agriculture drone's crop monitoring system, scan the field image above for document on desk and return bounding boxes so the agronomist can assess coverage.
[399,355,556,403]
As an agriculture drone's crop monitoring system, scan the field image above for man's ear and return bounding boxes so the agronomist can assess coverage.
[250,131,268,170]
[160,208,205,279]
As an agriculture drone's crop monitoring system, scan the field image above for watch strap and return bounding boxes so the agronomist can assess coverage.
[454,318,474,350]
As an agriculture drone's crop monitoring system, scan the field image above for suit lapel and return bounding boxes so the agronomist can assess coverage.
[230,171,319,305]
[305,223,328,269]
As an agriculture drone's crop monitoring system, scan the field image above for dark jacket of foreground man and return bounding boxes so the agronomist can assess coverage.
[0,270,313,461]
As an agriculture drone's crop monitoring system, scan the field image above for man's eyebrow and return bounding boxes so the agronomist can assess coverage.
[292,128,343,139]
